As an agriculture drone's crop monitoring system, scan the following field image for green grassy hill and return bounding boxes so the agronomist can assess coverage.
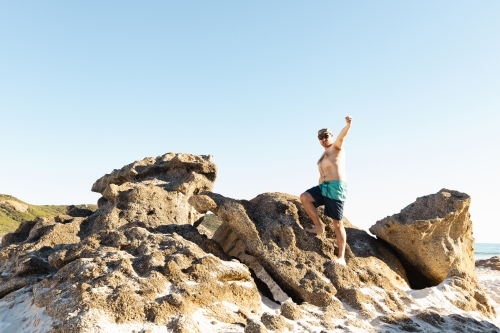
[0,194,97,234]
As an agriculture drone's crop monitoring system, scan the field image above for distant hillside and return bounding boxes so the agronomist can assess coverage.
[200,213,223,233]
[0,194,97,234]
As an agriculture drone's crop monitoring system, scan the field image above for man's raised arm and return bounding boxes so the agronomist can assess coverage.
[334,116,352,150]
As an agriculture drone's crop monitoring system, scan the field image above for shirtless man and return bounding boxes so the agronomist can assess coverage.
[300,116,352,266]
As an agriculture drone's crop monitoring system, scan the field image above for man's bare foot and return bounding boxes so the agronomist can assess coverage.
[332,257,346,266]
[305,226,325,235]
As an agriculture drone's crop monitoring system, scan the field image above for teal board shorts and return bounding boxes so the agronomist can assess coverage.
[306,180,347,221]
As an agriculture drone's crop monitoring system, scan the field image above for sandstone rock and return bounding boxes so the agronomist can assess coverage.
[245,319,268,333]
[369,189,496,319]
[0,216,85,299]
[66,205,94,217]
[89,153,216,233]
[280,299,302,320]
[378,313,422,332]
[260,312,288,331]
[33,227,261,332]
[1,220,36,247]
[189,191,411,314]
[369,189,475,288]
[445,269,497,317]
[476,256,500,271]
[2,154,499,332]
[91,153,216,195]
[1,153,255,333]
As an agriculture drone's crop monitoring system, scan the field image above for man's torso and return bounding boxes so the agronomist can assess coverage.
[317,145,346,183]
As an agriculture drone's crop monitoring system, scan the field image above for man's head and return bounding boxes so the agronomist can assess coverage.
[317,128,333,147]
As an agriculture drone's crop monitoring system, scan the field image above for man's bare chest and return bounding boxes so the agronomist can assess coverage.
[318,147,344,166]
[318,150,340,165]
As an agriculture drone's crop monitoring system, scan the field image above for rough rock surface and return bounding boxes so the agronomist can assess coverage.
[34,227,261,332]
[1,219,262,332]
[1,220,37,247]
[369,189,475,288]
[89,153,217,233]
[1,154,498,332]
[189,190,498,327]
[189,191,411,314]
[0,153,264,332]
[66,205,94,218]
[476,256,500,271]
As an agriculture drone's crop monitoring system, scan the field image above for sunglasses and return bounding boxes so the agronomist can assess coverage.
[318,134,331,140]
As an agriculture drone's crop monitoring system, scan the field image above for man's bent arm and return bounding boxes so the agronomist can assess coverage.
[334,116,352,150]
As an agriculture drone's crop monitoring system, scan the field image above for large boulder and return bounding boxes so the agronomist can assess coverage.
[189,191,411,317]
[369,189,475,288]
[476,256,500,271]
[1,155,498,332]
[0,153,265,332]
[33,227,261,332]
[89,153,217,233]
[0,216,86,298]
[66,205,94,218]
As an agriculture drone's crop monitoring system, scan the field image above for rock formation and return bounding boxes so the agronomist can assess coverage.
[368,189,497,323]
[476,256,500,271]
[0,215,85,299]
[1,153,259,332]
[35,227,261,332]
[369,189,475,288]
[89,153,217,233]
[66,205,94,218]
[188,191,412,316]
[0,154,498,332]
[189,191,497,327]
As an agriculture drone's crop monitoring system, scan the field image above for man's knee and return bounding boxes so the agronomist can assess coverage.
[300,192,312,204]
[332,219,344,229]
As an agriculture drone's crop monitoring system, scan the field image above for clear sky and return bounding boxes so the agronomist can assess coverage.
[1,1,499,242]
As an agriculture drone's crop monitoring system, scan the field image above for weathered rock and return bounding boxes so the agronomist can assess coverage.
[476,256,500,271]
[2,154,499,332]
[33,227,261,332]
[91,152,216,195]
[444,269,497,316]
[369,189,497,319]
[280,299,302,320]
[260,312,288,331]
[1,220,36,247]
[245,319,268,333]
[0,216,85,298]
[369,189,475,288]
[189,191,411,315]
[0,153,271,332]
[89,153,216,233]
[378,313,422,332]
[66,205,94,217]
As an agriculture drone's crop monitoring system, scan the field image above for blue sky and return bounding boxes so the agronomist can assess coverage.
[1,1,499,242]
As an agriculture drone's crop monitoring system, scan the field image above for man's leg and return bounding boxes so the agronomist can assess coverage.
[300,192,324,234]
[332,219,347,265]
